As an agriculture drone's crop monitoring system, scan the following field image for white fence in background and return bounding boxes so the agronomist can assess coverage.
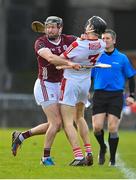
[0,93,136,129]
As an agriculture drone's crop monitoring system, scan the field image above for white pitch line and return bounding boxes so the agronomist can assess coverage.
[105,142,136,179]
[116,153,136,179]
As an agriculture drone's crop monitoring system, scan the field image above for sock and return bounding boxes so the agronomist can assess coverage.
[18,134,25,142]
[22,130,32,139]
[44,148,51,158]
[84,144,92,155]
[94,129,106,150]
[18,130,32,143]
[73,147,84,160]
[108,132,119,162]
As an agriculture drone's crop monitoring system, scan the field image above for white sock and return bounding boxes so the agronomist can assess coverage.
[75,157,84,160]
[19,134,25,142]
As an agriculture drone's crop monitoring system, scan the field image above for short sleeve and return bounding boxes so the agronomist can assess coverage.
[34,39,46,53]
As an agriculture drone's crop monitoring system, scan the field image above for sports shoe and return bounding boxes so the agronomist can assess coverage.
[11,131,22,156]
[86,153,93,166]
[98,145,107,165]
[109,161,116,167]
[40,157,55,166]
[69,158,86,166]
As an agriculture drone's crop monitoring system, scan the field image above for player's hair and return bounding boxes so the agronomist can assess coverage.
[44,16,63,28]
[103,29,116,40]
[85,16,107,35]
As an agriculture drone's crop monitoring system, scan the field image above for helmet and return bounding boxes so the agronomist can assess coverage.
[44,16,63,28]
[85,16,107,35]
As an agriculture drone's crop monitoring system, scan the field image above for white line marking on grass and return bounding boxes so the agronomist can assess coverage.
[116,153,136,179]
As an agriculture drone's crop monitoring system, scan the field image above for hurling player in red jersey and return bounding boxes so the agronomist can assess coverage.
[11,16,78,165]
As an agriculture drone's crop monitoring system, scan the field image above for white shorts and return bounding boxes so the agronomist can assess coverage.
[59,77,91,106]
[34,79,60,107]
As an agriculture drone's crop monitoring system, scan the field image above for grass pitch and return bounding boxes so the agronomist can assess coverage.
[0,128,136,179]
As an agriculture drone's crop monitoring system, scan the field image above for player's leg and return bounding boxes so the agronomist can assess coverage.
[92,113,107,165]
[107,114,120,166]
[41,103,62,165]
[61,104,86,166]
[37,81,62,166]
[12,123,49,156]
[59,78,86,166]
[75,102,93,166]
[11,79,51,156]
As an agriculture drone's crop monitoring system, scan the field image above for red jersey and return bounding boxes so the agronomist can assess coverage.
[34,34,76,82]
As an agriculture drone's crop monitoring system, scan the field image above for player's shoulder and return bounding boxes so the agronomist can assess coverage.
[35,35,47,43]
[75,37,88,44]
[34,35,48,50]
[61,34,77,41]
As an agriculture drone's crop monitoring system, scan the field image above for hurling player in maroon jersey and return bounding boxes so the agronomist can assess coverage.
[11,16,78,165]
[40,16,107,166]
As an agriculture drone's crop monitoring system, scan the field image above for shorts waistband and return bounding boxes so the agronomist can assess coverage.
[95,90,123,93]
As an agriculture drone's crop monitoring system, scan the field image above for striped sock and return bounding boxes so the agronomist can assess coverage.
[73,147,84,160]
[84,144,92,156]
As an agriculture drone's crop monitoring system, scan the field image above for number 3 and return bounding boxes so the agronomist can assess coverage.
[88,54,99,65]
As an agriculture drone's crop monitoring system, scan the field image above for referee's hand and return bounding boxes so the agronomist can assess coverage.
[126,96,135,106]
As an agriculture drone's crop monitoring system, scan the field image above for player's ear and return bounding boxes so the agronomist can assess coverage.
[113,38,116,45]
[59,27,63,34]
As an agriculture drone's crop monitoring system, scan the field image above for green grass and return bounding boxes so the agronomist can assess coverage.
[0,128,136,179]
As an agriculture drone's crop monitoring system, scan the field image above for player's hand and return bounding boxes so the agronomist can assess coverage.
[80,34,88,40]
[73,64,81,70]
[69,62,81,70]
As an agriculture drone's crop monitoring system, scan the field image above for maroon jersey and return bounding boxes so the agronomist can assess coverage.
[34,34,76,82]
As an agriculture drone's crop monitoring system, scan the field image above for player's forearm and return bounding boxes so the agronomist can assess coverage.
[47,54,72,66]
[38,48,72,66]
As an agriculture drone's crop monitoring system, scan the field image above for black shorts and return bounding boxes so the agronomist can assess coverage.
[92,90,124,119]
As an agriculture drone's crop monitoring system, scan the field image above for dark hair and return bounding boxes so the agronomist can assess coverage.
[85,16,107,35]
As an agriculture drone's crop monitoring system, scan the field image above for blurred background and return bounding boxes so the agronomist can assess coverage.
[0,0,136,128]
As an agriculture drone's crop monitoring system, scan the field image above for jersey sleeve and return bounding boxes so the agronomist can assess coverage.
[63,41,79,59]
[34,39,46,53]
[123,55,136,78]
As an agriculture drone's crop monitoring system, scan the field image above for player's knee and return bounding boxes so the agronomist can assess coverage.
[63,122,73,131]
[75,117,84,125]
[54,119,62,131]
[56,122,62,132]
[48,117,62,131]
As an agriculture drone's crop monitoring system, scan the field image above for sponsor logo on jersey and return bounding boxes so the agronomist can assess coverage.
[89,42,101,50]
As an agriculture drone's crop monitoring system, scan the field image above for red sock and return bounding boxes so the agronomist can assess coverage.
[73,147,84,159]
[84,144,92,155]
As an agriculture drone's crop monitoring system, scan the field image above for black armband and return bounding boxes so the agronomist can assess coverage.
[128,76,135,99]
[129,92,135,99]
